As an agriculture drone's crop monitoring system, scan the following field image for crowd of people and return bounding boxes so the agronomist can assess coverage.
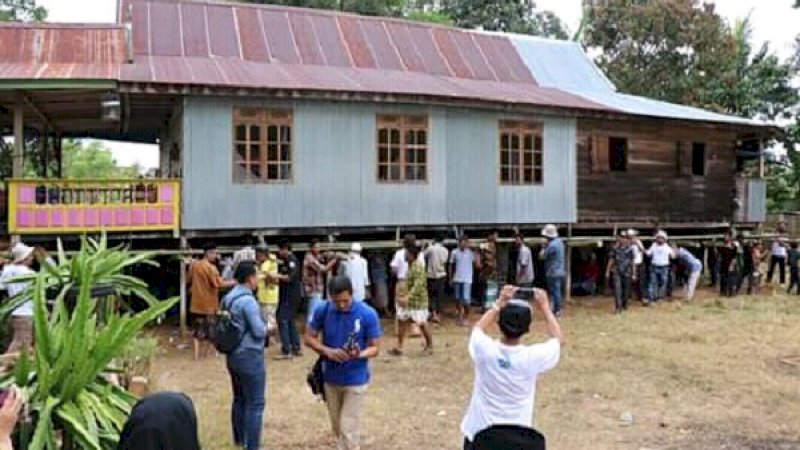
[1,222,796,450]
[603,227,800,314]
[180,226,568,450]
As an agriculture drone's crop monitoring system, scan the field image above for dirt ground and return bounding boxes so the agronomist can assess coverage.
[151,288,800,450]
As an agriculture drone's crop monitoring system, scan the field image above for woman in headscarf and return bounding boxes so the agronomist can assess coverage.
[117,392,201,450]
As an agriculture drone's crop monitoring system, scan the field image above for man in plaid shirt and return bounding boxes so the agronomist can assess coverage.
[303,239,336,325]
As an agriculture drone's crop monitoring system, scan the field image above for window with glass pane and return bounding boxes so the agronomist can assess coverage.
[233,108,292,183]
[377,115,428,182]
[499,121,543,185]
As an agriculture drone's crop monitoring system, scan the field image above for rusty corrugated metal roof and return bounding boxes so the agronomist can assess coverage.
[112,0,608,111]
[0,23,124,79]
[0,0,609,113]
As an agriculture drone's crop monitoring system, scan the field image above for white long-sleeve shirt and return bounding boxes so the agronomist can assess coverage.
[344,254,370,301]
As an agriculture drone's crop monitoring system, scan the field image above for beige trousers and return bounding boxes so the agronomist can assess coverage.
[324,383,367,450]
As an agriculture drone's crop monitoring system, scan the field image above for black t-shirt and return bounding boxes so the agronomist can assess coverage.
[718,243,738,271]
[278,254,302,303]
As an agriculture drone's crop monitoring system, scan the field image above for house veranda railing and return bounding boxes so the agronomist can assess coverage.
[6,179,180,235]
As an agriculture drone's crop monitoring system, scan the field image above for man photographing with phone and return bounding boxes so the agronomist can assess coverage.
[461,285,563,450]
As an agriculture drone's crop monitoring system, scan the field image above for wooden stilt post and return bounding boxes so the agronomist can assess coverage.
[566,223,573,305]
[39,129,48,178]
[55,135,63,178]
[179,236,189,337]
[12,103,24,178]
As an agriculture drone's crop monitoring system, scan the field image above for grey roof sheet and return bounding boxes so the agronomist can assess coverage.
[508,34,768,127]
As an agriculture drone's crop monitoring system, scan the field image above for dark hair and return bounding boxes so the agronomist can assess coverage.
[234,261,257,284]
[792,242,799,250]
[406,245,420,260]
[255,244,269,254]
[498,303,532,339]
[279,239,292,250]
[328,276,353,296]
[201,242,217,253]
[403,234,417,249]
[487,229,498,237]
[310,238,320,247]
[433,234,445,243]
[459,234,469,242]
[514,232,524,240]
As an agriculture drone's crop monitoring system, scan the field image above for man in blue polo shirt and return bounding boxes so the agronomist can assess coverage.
[304,276,382,450]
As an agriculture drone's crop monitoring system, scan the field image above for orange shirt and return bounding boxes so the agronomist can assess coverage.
[188,259,223,315]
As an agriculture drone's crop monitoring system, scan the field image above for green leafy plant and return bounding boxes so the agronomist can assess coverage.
[0,238,177,450]
[0,235,160,319]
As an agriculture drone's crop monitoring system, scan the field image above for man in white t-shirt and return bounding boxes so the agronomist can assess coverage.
[461,285,563,450]
[0,243,36,354]
[768,235,789,285]
[642,231,675,304]
[450,235,475,327]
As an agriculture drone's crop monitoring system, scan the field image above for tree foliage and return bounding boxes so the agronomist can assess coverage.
[585,1,797,119]
[0,139,142,180]
[61,140,143,180]
[710,17,798,120]
[0,0,46,21]
[437,0,567,38]
[585,0,735,109]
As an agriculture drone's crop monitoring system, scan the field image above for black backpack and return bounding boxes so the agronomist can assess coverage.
[213,293,251,354]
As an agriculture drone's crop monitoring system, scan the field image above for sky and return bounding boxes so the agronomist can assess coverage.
[36,0,800,169]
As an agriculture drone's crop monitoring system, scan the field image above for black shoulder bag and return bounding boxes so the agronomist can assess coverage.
[306,302,331,402]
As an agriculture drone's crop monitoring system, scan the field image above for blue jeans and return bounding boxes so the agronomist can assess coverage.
[454,282,472,305]
[226,351,266,450]
[278,302,301,356]
[547,276,564,315]
[649,265,669,301]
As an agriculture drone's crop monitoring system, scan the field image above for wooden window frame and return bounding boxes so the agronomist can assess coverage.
[608,136,628,172]
[376,115,429,184]
[233,108,293,184]
[498,120,543,186]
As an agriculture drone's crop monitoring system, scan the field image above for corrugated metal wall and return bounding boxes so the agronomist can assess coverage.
[181,96,576,231]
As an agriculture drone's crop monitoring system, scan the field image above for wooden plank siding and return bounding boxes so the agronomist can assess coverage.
[577,119,737,224]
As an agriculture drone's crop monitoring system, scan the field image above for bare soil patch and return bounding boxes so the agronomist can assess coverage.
[151,290,800,449]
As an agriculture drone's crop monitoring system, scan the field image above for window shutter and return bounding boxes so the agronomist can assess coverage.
[591,134,610,173]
